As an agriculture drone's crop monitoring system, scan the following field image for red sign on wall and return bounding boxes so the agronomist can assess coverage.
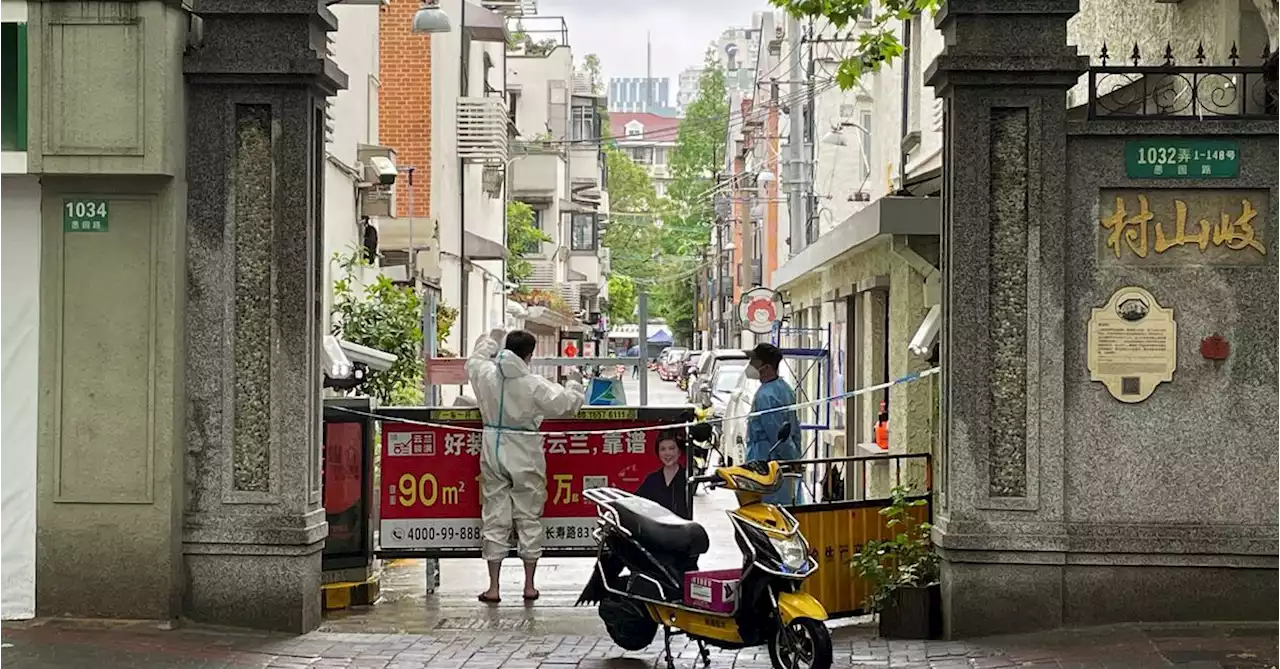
[379,408,687,552]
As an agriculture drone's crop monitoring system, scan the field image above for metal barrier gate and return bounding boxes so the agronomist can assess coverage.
[784,452,932,618]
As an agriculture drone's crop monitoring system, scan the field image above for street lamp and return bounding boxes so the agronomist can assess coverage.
[821,121,872,181]
[821,120,869,146]
[411,1,452,33]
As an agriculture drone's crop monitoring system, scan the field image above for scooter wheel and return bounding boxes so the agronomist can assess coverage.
[767,618,832,669]
[599,595,658,651]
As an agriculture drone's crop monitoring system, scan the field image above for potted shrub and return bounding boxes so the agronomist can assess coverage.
[850,485,941,639]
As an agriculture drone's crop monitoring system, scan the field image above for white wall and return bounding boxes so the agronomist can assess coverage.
[324,4,381,327]
[431,0,466,355]
[508,48,573,139]
[864,16,945,197]
[2,175,40,620]
[432,0,510,357]
[809,12,875,231]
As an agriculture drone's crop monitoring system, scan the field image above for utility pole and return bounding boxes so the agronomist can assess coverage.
[715,219,725,348]
[803,20,817,237]
[785,13,807,257]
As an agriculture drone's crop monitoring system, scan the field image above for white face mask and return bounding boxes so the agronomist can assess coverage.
[744,365,761,380]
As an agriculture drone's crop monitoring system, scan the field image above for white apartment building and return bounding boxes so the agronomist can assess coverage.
[430,0,512,367]
[1,0,37,621]
[714,14,766,102]
[608,112,679,199]
[323,3,386,327]
[506,15,611,371]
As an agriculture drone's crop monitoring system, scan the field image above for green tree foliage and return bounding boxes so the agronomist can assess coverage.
[767,0,940,89]
[605,274,637,324]
[506,200,552,285]
[331,252,425,404]
[579,53,603,95]
[601,147,663,281]
[652,52,729,344]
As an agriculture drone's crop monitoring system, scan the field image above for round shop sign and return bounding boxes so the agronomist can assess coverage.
[739,287,782,335]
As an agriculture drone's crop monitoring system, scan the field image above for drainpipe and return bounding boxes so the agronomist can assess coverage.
[889,235,938,306]
[896,17,912,195]
[458,0,470,355]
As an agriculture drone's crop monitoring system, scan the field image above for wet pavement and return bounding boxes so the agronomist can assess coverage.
[318,370,735,636]
[4,618,1275,668]
[321,484,743,635]
[6,371,1276,667]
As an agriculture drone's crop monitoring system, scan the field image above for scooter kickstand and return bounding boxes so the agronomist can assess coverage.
[696,638,711,667]
[661,626,677,669]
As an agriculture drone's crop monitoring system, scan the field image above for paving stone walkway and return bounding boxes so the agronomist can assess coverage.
[2,618,1275,668]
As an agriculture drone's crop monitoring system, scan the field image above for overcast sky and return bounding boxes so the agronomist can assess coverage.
[532,0,772,85]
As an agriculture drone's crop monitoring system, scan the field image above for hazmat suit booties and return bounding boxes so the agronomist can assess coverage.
[465,334,586,562]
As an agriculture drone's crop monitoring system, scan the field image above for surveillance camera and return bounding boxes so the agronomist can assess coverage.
[321,335,354,380]
[340,339,398,373]
[369,156,397,186]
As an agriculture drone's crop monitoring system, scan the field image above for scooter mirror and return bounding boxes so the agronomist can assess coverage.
[689,422,714,443]
[775,422,792,443]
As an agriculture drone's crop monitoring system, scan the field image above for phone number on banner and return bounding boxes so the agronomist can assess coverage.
[381,518,598,550]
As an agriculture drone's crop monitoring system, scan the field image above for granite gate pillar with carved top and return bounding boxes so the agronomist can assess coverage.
[929,0,1278,638]
[182,0,347,633]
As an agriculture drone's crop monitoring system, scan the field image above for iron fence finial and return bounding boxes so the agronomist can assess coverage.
[1195,41,1206,65]
[1130,43,1141,67]
[1099,42,1110,66]
[1229,41,1240,66]
[1162,42,1175,67]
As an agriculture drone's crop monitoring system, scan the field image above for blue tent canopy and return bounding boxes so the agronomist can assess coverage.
[648,329,672,344]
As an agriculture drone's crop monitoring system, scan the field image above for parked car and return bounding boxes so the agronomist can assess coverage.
[720,362,798,467]
[659,347,688,381]
[687,349,749,402]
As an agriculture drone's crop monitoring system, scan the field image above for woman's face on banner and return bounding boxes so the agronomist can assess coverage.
[657,439,680,467]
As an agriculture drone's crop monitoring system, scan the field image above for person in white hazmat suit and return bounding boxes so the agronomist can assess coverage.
[466,328,586,603]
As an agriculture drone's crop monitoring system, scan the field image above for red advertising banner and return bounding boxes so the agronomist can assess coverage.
[379,407,691,553]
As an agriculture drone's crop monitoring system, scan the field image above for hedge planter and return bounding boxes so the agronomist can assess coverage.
[878,583,942,640]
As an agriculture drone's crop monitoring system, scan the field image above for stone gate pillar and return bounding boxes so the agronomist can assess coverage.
[926,0,1087,637]
[182,1,346,632]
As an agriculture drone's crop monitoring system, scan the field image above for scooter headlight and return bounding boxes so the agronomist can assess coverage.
[769,535,810,572]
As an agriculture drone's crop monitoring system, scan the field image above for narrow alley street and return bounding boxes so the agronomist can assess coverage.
[4,373,1277,666]
[322,367,724,636]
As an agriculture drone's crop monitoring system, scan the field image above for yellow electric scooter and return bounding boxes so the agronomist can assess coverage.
[577,423,831,669]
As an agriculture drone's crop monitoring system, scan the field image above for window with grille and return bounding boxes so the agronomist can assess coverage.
[570,213,597,251]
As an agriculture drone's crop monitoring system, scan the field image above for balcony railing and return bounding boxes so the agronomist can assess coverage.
[457,98,509,163]
[1087,42,1277,120]
[480,0,536,16]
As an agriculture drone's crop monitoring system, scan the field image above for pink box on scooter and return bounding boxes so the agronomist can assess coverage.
[683,568,740,613]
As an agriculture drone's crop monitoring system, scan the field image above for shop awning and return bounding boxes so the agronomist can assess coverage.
[464,231,507,260]
[463,2,508,42]
[772,196,940,291]
[908,305,940,358]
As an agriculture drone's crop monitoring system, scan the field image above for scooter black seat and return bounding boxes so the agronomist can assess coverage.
[611,495,709,557]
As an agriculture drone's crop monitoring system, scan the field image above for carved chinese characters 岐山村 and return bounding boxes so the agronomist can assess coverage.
[1099,190,1269,265]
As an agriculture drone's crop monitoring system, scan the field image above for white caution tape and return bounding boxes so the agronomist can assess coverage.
[330,367,939,437]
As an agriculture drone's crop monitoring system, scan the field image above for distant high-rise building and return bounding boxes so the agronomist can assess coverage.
[607,77,674,114]
[676,67,702,116]
[678,12,776,115]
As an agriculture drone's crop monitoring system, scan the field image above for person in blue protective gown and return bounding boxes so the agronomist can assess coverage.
[466,328,586,604]
[744,343,803,505]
